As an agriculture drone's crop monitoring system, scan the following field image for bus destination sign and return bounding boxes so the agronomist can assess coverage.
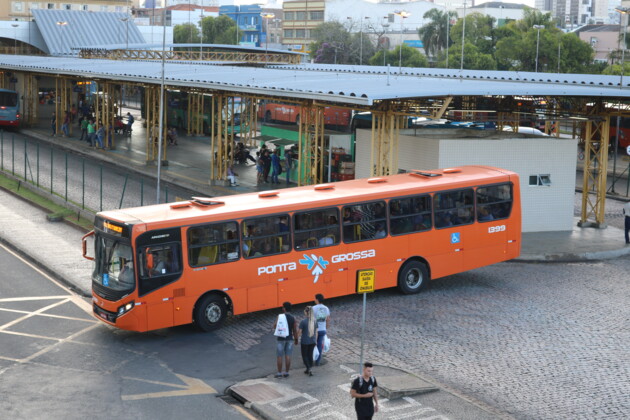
[356,269,375,294]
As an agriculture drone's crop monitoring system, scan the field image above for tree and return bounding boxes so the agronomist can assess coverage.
[310,22,353,64]
[417,8,458,60]
[200,15,238,45]
[449,12,495,56]
[438,42,496,69]
[174,23,200,44]
[368,44,428,68]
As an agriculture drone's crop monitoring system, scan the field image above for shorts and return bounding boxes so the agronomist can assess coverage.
[276,339,294,357]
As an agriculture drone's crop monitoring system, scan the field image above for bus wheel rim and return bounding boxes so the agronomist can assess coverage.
[205,303,222,323]
[406,268,422,289]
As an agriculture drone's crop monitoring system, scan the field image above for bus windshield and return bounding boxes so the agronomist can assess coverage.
[93,234,135,292]
[0,91,18,107]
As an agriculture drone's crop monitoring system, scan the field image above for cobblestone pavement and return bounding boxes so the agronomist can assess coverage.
[216,258,630,419]
[575,191,628,231]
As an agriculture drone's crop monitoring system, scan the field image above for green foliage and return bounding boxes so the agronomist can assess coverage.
[368,45,428,68]
[174,23,200,44]
[201,15,238,45]
[417,8,458,59]
[310,22,352,64]
[449,12,495,56]
[438,42,496,69]
[602,61,630,76]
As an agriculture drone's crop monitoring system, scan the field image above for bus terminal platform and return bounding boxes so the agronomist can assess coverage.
[1,115,630,420]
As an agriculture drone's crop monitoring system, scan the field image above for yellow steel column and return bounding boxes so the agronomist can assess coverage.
[21,73,38,126]
[370,109,400,177]
[579,106,610,227]
[187,91,204,136]
[297,102,324,186]
[239,96,256,148]
[210,94,232,183]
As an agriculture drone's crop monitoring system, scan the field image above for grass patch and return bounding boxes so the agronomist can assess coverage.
[0,173,94,231]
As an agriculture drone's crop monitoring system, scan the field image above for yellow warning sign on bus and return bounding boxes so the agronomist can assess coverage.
[356,269,375,294]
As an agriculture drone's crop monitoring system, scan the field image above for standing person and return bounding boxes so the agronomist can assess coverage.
[50,112,56,137]
[623,200,630,244]
[313,293,330,366]
[284,146,294,185]
[273,302,298,378]
[126,112,134,134]
[61,111,70,137]
[86,119,96,146]
[298,306,318,376]
[270,149,281,184]
[79,116,88,141]
[350,362,379,420]
[95,122,105,149]
[256,152,264,184]
[261,149,272,183]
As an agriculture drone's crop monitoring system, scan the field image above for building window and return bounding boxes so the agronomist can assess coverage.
[31,3,39,9]
[295,11,307,20]
[100,5,108,12]
[284,29,293,38]
[63,4,71,10]
[47,3,55,9]
[115,6,123,12]
[529,174,551,186]
[310,11,324,20]
[284,11,294,20]
[295,29,306,38]
[82,4,88,11]
[14,2,24,12]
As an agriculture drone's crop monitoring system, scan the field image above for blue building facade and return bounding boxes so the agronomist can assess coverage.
[219,5,263,47]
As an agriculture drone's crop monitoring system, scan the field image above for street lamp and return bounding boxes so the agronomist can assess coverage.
[360,16,369,65]
[461,0,466,71]
[56,21,68,56]
[394,10,410,72]
[382,17,390,66]
[262,13,275,65]
[533,24,544,72]
[11,23,18,55]
[119,17,129,49]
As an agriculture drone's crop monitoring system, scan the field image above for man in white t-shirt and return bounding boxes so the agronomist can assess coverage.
[312,293,330,366]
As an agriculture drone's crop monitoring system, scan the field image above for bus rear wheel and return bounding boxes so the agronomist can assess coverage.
[195,294,227,332]
[397,260,429,294]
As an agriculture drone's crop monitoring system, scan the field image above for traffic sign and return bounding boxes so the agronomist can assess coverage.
[356,269,375,293]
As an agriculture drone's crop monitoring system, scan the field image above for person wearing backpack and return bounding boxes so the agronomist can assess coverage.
[350,362,379,420]
[273,302,298,378]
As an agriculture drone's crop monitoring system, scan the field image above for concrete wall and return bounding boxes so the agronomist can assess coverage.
[355,129,578,232]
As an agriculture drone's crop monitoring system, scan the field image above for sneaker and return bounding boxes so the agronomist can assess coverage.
[275,372,282,378]
[283,372,289,378]
[309,371,313,377]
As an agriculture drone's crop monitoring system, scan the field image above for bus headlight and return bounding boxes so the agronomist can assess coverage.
[117,301,135,316]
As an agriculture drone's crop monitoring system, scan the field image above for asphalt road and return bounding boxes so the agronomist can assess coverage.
[0,243,259,420]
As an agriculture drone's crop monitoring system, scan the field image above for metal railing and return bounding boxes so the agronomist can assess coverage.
[0,131,184,214]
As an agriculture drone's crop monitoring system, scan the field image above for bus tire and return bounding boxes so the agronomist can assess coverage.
[397,260,429,295]
[194,294,227,332]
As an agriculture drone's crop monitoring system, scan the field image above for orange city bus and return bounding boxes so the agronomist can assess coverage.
[82,166,521,332]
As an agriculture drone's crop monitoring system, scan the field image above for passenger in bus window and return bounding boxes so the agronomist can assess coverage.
[374,224,386,239]
[319,235,333,246]
[118,259,134,286]
[278,217,289,232]
[478,207,494,222]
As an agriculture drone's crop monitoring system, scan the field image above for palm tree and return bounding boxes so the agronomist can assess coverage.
[417,9,458,60]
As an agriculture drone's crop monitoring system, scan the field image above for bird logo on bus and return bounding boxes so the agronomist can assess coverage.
[299,254,330,283]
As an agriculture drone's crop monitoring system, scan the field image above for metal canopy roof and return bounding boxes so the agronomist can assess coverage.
[2,54,629,106]
[32,9,145,56]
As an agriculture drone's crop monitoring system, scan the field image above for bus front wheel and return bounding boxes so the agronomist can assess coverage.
[397,260,429,294]
[195,294,227,332]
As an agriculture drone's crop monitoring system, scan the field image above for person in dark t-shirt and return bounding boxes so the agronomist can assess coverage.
[350,362,379,420]
[273,301,298,378]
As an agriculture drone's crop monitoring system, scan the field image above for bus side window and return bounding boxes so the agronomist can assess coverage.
[294,208,339,250]
[243,214,291,258]
[342,201,387,243]
[476,184,513,222]
[188,222,240,267]
[389,195,432,235]
[434,189,474,229]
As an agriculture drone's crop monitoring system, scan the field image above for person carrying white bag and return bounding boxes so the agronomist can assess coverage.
[273,302,298,378]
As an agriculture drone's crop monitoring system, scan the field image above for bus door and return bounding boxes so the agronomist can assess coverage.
[430,189,475,278]
[136,228,183,331]
[465,184,513,270]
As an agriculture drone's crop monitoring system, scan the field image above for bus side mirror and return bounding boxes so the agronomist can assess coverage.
[82,231,95,261]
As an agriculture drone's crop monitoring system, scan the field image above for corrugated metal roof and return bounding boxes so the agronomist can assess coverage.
[32,9,145,56]
[1,54,629,106]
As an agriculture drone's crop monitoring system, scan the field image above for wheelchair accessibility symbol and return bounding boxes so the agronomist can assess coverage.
[451,232,460,244]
